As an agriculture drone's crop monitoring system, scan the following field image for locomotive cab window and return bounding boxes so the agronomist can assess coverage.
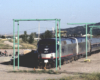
[38,39,55,46]
[39,42,55,46]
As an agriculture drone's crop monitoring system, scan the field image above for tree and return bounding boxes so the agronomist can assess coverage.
[22,31,28,42]
[28,33,34,44]
[40,30,53,39]
[40,34,45,39]
[19,34,24,38]
[44,30,52,38]
[33,32,36,38]
[1,35,5,38]
[0,35,2,38]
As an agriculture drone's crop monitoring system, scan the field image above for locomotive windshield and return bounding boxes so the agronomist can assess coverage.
[39,41,55,46]
[37,39,59,54]
[38,39,55,46]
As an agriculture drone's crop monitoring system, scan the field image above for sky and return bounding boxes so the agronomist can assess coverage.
[0,0,100,35]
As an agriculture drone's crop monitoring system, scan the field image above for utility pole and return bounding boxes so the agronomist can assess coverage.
[38,22,40,41]
[52,27,54,37]
[5,34,6,38]
[57,23,58,37]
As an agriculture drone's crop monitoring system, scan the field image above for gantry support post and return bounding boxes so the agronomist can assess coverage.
[55,19,58,71]
[13,20,15,70]
[58,20,61,69]
[17,21,19,69]
[86,24,88,59]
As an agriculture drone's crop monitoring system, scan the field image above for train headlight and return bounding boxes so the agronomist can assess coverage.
[44,60,48,63]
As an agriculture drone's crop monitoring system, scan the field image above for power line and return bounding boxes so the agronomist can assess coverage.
[6,21,69,35]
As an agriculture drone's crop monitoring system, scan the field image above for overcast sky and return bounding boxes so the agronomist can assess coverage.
[0,0,100,35]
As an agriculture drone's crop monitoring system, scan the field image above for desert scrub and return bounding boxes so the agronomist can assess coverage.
[80,73,100,80]
[8,39,13,42]
[9,70,100,80]
[46,73,100,80]
[20,42,36,49]
[0,38,37,49]
[0,39,12,49]
[0,43,12,49]
[9,70,58,74]
[19,39,37,49]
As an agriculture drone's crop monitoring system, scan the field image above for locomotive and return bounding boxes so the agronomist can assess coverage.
[37,37,100,68]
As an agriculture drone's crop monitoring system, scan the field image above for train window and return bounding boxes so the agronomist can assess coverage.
[66,40,72,44]
[71,39,76,43]
[82,39,85,42]
[81,39,82,42]
[71,40,73,43]
[77,38,86,42]
[78,39,81,42]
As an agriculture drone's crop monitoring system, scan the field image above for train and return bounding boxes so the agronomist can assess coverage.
[37,37,100,69]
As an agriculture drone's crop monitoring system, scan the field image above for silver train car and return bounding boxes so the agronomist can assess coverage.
[37,37,100,68]
[90,38,100,52]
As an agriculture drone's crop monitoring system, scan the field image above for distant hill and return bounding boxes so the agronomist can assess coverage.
[61,22,100,36]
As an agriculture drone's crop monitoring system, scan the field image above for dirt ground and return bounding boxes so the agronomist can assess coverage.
[0,49,25,55]
[0,52,100,80]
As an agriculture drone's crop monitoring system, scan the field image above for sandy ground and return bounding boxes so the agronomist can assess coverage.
[0,52,100,80]
[0,49,27,55]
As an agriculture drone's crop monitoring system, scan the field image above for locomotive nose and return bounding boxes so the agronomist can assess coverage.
[44,48,49,50]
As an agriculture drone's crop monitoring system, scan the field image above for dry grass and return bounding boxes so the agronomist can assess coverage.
[19,39,37,49]
[9,69,100,80]
[0,39,37,49]
[47,73,100,80]
[0,39,13,49]
[20,42,37,49]
[9,70,57,74]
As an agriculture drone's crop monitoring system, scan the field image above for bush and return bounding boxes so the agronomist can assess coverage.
[8,39,12,42]
[28,33,34,44]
